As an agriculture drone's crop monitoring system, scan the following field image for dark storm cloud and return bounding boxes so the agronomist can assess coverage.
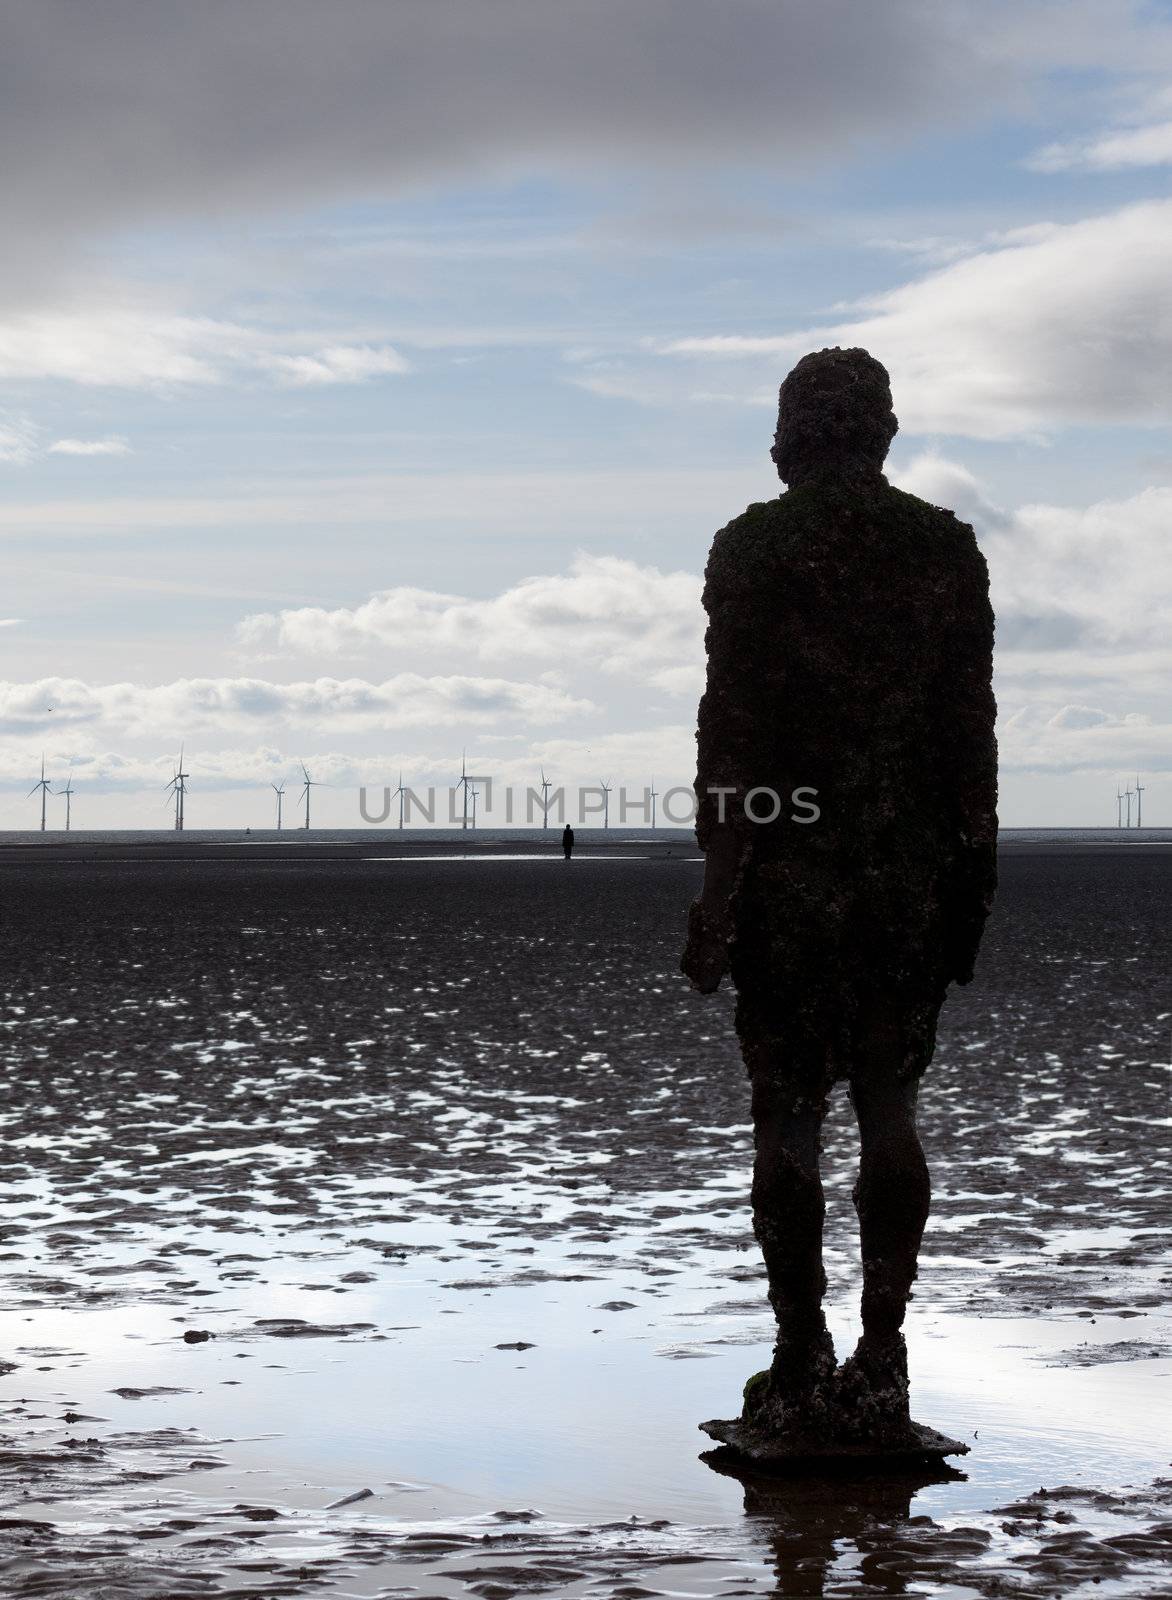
[4,0,1018,247]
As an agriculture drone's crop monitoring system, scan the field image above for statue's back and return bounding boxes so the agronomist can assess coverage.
[696,477,996,985]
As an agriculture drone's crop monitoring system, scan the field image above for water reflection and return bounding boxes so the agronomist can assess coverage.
[704,1448,968,1597]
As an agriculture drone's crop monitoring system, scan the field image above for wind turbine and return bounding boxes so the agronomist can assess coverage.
[600,777,612,830]
[456,752,472,830]
[60,770,75,832]
[1116,783,1125,829]
[1134,774,1144,829]
[28,755,52,832]
[393,771,406,829]
[299,763,318,830]
[470,784,479,828]
[165,746,189,831]
[649,777,658,830]
[272,781,286,830]
[539,767,552,829]
[1124,782,1133,829]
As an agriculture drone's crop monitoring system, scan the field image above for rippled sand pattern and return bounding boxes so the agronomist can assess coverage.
[0,840,1167,1596]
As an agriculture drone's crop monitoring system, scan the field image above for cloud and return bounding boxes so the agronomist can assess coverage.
[890,454,1172,672]
[1047,704,1115,729]
[0,2,1048,271]
[0,307,415,390]
[660,200,1172,438]
[891,452,1014,534]
[238,554,705,693]
[1030,121,1172,171]
[988,485,1172,660]
[0,415,37,464]
[888,453,1172,769]
[998,703,1171,772]
[47,436,132,457]
[0,673,594,737]
[0,309,231,387]
[0,465,773,540]
[261,344,411,386]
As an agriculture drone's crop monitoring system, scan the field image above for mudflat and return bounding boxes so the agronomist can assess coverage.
[0,833,1167,1597]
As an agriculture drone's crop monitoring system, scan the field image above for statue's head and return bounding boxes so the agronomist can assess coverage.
[771,347,897,487]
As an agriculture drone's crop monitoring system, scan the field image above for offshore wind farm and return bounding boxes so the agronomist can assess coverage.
[19,753,1162,834]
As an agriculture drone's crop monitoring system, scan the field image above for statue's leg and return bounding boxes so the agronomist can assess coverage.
[739,1015,836,1430]
[836,989,937,1439]
[851,1071,930,1348]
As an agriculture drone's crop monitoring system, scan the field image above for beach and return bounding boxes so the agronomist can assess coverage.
[0,830,1167,1597]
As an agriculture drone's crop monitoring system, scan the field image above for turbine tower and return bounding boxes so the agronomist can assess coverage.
[649,777,658,830]
[272,781,286,830]
[165,746,189,831]
[393,771,406,829]
[539,767,552,829]
[600,777,612,830]
[470,784,479,828]
[1124,782,1133,829]
[1116,783,1125,829]
[60,771,75,832]
[28,755,52,832]
[299,763,318,830]
[456,752,472,830]
[1134,774,1144,829]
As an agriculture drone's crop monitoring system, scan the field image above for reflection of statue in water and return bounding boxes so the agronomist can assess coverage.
[683,348,997,1461]
[703,1447,965,1596]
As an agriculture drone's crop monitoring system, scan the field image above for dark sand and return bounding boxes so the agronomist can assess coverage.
[0,831,1168,1596]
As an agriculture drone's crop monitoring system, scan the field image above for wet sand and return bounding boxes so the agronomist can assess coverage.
[0,831,1168,1596]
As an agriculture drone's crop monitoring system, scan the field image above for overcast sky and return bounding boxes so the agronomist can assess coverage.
[2,0,1171,828]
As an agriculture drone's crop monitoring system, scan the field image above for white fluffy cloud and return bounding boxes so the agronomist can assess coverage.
[4,470,1167,789]
[0,307,413,390]
[891,453,1172,771]
[238,554,705,694]
[662,200,1172,438]
[261,344,411,386]
[998,704,1170,773]
[895,451,1172,657]
[0,673,593,738]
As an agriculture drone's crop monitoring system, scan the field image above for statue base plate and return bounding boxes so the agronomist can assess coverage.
[700,1416,969,1472]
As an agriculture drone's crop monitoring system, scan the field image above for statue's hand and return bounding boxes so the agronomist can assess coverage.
[681,898,731,994]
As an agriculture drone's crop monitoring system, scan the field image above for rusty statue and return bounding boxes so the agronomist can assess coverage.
[683,347,997,1463]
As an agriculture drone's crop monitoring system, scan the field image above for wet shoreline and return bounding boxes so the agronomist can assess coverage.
[0,837,1168,1595]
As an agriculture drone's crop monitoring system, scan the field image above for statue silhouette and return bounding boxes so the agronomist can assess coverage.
[683,347,997,1462]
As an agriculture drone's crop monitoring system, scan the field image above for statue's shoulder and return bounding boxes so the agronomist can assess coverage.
[704,494,810,595]
[884,484,985,562]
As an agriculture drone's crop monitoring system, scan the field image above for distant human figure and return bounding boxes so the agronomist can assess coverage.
[683,347,997,1461]
[562,823,574,860]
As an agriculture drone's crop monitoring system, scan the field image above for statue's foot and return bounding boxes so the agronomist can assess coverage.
[833,1333,916,1446]
[701,1334,969,1468]
[701,1330,840,1458]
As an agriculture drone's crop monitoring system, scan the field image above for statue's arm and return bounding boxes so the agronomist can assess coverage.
[682,528,761,992]
[936,540,999,984]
